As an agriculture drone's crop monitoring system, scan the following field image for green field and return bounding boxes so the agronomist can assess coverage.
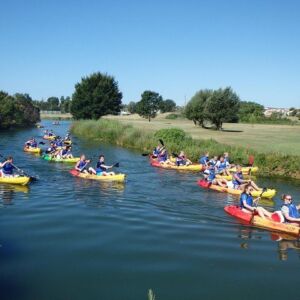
[105,114,300,156]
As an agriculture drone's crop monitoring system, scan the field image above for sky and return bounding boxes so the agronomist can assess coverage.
[0,0,299,107]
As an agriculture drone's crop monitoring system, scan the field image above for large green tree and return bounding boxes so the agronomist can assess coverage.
[184,89,212,127]
[127,101,137,114]
[71,72,123,119]
[238,101,264,122]
[204,87,240,130]
[159,99,176,113]
[136,91,163,121]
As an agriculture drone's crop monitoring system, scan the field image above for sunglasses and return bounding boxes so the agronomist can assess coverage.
[286,197,292,201]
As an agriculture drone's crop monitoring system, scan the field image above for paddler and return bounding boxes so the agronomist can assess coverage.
[240,184,272,219]
[204,163,227,187]
[176,151,192,166]
[199,152,209,166]
[215,156,231,176]
[152,144,164,158]
[280,194,300,224]
[230,165,260,191]
[0,156,16,177]
[25,137,37,148]
[75,154,90,174]
[57,146,73,159]
[46,142,57,155]
[89,155,115,176]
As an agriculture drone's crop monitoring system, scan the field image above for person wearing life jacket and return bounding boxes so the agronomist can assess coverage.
[48,130,54,137]
[75,155,90,174]
[0,156,16,177]
[46,142,57,155]
[215,156,230,176]
[280,194,300,224]
[209,155,218,167]
[25,137,37,148]
[176,151,192,166]
[89,155,115,176]
[199,152,209,166]
[55,138,63,148]
[231,165,260,191]
[57,146,73,159]
[152,145,163,158]
[240,184,272,219]
[204,163,227,187]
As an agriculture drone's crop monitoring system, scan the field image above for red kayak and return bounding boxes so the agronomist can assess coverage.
[224,205,300,236]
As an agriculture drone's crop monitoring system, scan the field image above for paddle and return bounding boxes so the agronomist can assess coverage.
[0,154,38,181]
[39,141,46,145]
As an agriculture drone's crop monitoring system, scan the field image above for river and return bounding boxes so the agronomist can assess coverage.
[1,120,300,300]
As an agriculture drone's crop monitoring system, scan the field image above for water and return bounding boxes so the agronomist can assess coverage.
[1,121,300,300]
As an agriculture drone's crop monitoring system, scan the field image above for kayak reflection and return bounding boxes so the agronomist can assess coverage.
[0,184,29,205]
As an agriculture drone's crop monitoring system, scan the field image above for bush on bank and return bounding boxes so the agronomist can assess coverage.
[71,119,300,180]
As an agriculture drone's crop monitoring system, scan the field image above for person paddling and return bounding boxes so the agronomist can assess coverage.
[204,163,227,187]
[89,155,115,176]
[57,146,73,159]
[25,137,37,148]
[240,184,272,219]
[199,152,210,166]
[280,194,300,224]
[0,156,16,177]
[75,154,90,174]
[176,151,192,166]
[230,165,260,191]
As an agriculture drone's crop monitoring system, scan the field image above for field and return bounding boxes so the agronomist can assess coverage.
[41,113,72,120]
[105,114,300,156]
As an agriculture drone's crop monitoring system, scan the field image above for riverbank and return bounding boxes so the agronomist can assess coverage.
[41,113,72,120]
[71,119,300,180]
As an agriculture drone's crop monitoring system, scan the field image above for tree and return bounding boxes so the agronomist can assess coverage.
[159,99,176,113]
[184,89,212,127]
[136,91,163,121]
[47,97,60,111]
[60,96,71,113]
[238,101,264,122]
[71,72,123,119]
[127,101,137,114]
[204,87,240,130]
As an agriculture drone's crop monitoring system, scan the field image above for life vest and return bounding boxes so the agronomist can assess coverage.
[240,193,253,209]
[209,159,217,167]
[96,161,107,172]
[158,151,168,162]
[2,163,14,175]
[232,172,244,186]
[218,161,227,170]
[207,169,216,182]
[282,203,300,219]
[78,160,86,170]
[199,156,208,165]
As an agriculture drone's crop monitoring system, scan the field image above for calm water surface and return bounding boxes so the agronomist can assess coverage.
[1,121,300,300]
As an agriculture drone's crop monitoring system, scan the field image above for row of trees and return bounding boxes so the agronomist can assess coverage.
[0,91,40,129]
[33,96,71,113]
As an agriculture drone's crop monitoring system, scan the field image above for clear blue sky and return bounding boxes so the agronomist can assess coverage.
[0,0,299,107]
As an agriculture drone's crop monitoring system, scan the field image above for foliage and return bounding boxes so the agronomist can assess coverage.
[159,99,176,113]
[33,96,71,113]
[71,119,300,179]
[204,87,240,130]
[71,72,123,120]
[184,89,212,126]
[127,101,137,114]
[165,113,182,119]
[136,90,163,121]
[0,91,40,129]
[238,101,264,122]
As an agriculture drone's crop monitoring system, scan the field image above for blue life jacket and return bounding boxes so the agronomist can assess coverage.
[232,172,243,186]
[207,169,216,182]
[282,203,299,219]
[218,161,227,170]
[2,162,15,175]
[31,141,37,147]
[240,193,253,209]
[56,141,63,147]
[153,148,160,156]
[158,151,168,162]
[224,157,230,163]
[96,161,107,172]
[62,149,68,156]
[199,156,209,165]
[78,160,86,170]
[209,159,217,167]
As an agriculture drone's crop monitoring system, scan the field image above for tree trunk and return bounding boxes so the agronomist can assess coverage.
[148,116,151,122]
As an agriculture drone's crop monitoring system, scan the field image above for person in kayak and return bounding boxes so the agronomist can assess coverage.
[0,157,16,177]
[48,130,54,137]
[199,152,209,166]
[230,165,260,191]
[157,148,174,165]
[209,155,218,167]
[152,144,164,158]
[280,194,300,224]
[204,163,227,187]
[75,155,91,174]
[46,142,57,155]
[56,146,73,159]
[25,137,38,148]
[215,156,231,176]
[240,184,272,219]
[55,137,63,148]
[89,155,115,176]
[176,151,192,166]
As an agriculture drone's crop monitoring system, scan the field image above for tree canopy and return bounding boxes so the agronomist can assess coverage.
[71,72,123,120]
[185,87,240,130]
[159,99,176,113]
[0,91,40,129]
[136,91,163,121]
[238,101,264,122]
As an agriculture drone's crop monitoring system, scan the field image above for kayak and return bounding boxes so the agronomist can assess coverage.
[197,179,276,199]
[224,205,300,236]
[69,169,126,182]
[0,175,30,186]
[24,147,42,154]
[150,159,204,172]
[42,154,80,163]
[215,174,256,181]
[64,140,72,145]
[229,166,259,174]
[43,135,56,140]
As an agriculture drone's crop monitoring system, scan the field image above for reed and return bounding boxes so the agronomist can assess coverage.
[71,119,300,179]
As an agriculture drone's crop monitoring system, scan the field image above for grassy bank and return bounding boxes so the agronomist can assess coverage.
[71,119,300,180]
[41,113,73,120]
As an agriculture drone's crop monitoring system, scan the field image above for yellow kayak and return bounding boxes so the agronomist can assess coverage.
[198,179,276,199]
[70,169,126,182]
[215,174,256,181]
[150,159,203,171]
[43,135,56,140]
[0,175,30,186]
[24,147,42,154]
[229,166,259,174]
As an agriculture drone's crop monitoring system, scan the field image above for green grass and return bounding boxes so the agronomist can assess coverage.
[71,119,300,180]
[104,114,300,156]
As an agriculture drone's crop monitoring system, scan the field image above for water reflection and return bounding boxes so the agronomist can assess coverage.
[0,185,29,206]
